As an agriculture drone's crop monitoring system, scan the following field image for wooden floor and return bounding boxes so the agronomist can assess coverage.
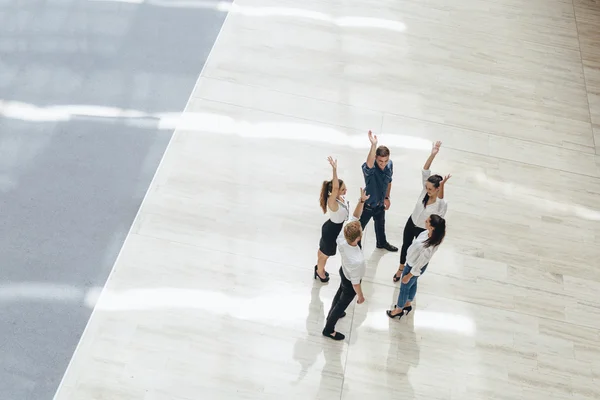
[54,0,600,399]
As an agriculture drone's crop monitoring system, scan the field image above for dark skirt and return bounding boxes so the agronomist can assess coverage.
[319,219,344,256]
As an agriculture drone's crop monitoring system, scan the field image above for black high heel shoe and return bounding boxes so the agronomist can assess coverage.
[393,272,402,283]
[386,305,412,320]
[314,266,330,283]
[386,305,404,319]
[314,265,329,277]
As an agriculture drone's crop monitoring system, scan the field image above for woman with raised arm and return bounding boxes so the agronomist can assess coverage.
[393,141,450,283]
[387,214,446,319]
[314,157,349,283]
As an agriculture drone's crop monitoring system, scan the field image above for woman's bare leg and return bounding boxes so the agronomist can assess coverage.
[316,250,329,279]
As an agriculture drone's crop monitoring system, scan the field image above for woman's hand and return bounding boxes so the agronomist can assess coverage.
[327,156,337,170]
[431,141,442,155]
[441,173,452,184]
[401,273,412,284]
[359,188,370,203]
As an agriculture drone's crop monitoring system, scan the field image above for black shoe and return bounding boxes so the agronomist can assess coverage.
[322,330,345,341]
[377,243,398,252]
[314,266,330,283]
[386,309,404,319]
[386,304,409,320]
[314,265,330,277]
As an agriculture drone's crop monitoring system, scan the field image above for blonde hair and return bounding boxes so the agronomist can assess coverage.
[343,221,362,243]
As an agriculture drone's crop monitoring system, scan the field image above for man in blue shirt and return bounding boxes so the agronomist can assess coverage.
[359,131,398,252]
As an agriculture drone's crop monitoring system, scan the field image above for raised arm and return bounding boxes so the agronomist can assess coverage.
[438,174,451,200]
[353,188,370,219]
[366,130,378,169]
[423,141,442,171]
[327,156,340,211]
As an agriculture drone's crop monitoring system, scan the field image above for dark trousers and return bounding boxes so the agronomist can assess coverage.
[324,267,357,334]
[400,216,426,265]
[359,204,387,247]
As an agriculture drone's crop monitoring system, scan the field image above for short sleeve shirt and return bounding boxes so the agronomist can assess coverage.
[336,217,366,285]
[362,160,393,207]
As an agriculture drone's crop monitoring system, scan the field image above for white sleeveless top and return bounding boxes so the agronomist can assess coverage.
[329,198,350,224]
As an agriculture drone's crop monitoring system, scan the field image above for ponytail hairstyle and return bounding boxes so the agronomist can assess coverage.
[424,214,446,248]
[319,179,345,213]
[422,174,444,207]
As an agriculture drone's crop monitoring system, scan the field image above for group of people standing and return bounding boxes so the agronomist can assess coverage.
[315,131,450,341]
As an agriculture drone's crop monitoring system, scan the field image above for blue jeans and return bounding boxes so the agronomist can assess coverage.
[396,264,428,308]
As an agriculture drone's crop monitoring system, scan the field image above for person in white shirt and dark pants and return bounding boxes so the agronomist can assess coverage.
[394,141,451,283]
[323,188,370,341]
[387,214,446,319]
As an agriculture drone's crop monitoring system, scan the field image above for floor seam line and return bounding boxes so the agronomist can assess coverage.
[571,0,597,155]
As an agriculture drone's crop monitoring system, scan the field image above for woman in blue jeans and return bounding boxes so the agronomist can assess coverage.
[386,214,446,319]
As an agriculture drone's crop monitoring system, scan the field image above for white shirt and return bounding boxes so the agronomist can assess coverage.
[410,169,448,229]
[336,216,366,285]
[406,230,439,276]
[328,198,349,224]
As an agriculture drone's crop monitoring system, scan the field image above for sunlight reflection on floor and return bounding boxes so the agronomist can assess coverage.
[4,99,599,224]
[474,171,600,221]
[87,0,407,32]
[85,286,476,336]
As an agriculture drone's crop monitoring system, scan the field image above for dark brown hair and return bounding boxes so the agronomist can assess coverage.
[320,179,345,213]
[422,174,443,207]
[424,214,446,248]
[376,146,390,157]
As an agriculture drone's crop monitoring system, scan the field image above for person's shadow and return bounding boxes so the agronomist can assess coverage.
[347,248,387,345]
[385,315,420,398]
[315,339,344,399]
[364,247,387,281]
[292,285,344,399]
[292,285,326,384]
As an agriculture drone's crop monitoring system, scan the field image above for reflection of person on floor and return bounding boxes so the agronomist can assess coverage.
[393,140,450,282]
[314,156,349,283]
[385,319,420,397]
[322,188,369,341]
[292,286,325,384]
[387,214,446,319]
[316,342,344,398]
[359,130,397,252]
